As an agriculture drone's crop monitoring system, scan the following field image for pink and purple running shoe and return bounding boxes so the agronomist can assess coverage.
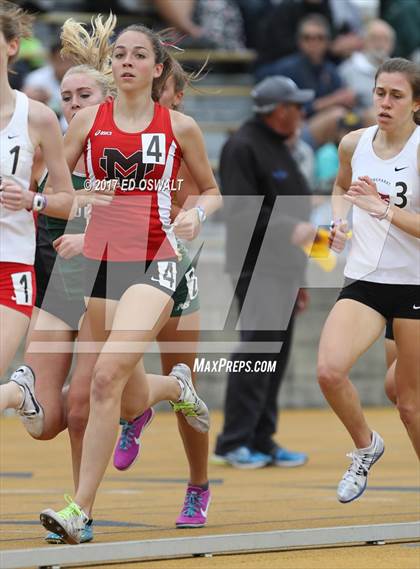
[113,408,155,471]
[176,485,211,528]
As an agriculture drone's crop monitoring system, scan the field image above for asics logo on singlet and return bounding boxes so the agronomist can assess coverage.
[95,130,113,136]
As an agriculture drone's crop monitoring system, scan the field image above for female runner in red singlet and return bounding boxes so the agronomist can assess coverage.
[40,23,221,544]
[12,18,210,541]
[113,60,211,528]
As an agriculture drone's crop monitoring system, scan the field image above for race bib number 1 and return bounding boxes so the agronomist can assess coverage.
[11,271,33,305]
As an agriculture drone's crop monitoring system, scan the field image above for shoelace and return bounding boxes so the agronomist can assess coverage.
[343,452,370,481]
[119,420,137,450]
[182,490,202,517]
[58,494,84,520]
[171,401,197,416]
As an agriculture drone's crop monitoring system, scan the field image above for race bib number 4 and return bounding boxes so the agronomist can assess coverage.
[142,134,166,164]
[153,261,177,292]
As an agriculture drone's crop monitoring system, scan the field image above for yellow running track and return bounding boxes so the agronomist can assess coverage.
[1,408,419,568]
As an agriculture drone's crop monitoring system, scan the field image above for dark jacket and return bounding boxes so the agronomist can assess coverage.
[220,116,312,277]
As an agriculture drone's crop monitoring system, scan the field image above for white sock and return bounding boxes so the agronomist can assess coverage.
[359,432,375,452]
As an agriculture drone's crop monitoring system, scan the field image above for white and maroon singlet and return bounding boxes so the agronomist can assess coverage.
[346,125,420,284]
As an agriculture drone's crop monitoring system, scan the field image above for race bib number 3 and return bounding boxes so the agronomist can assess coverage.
[11,271,33,306]
[142,134,166,164]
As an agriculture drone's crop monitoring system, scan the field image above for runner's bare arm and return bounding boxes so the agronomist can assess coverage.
[172,112,222,217]
[27,101,74,218]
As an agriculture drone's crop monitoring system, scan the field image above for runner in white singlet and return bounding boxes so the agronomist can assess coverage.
[317,57,420,504]
[344,72,420,423]
[0,2,74,415]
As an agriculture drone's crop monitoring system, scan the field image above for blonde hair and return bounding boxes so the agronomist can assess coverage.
[0,0,34,63]
[60,13,116,97]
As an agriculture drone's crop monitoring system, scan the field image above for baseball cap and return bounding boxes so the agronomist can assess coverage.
[251,76,314,113]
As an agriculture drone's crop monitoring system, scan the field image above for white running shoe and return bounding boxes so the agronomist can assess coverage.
[40,495,89,545]
[10,366,44,437]
[337,431,385,503]
[169,363,210,433]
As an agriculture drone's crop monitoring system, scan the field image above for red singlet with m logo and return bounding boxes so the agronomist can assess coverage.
[83,100,182,262]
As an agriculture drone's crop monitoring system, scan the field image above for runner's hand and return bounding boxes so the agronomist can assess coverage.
[173,208,201,240]
[0,177,33,211]
[345,176,387,216]
[329,220,348,253]
[53,234,84,259]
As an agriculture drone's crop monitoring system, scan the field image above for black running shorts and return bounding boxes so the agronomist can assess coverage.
[337,279,420,320]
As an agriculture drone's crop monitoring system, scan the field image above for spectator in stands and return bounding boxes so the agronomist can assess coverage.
[315,110,363,193]
[23,40,72,122]
[9,34,45,89]
[328,0,364,60]
[339,19,395,114]
[256,14,356,149]
[256,0,363,70]
[233,0,272,49]
[213,76,314,469]
[153,0,245,50]
[380,0,420,60]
